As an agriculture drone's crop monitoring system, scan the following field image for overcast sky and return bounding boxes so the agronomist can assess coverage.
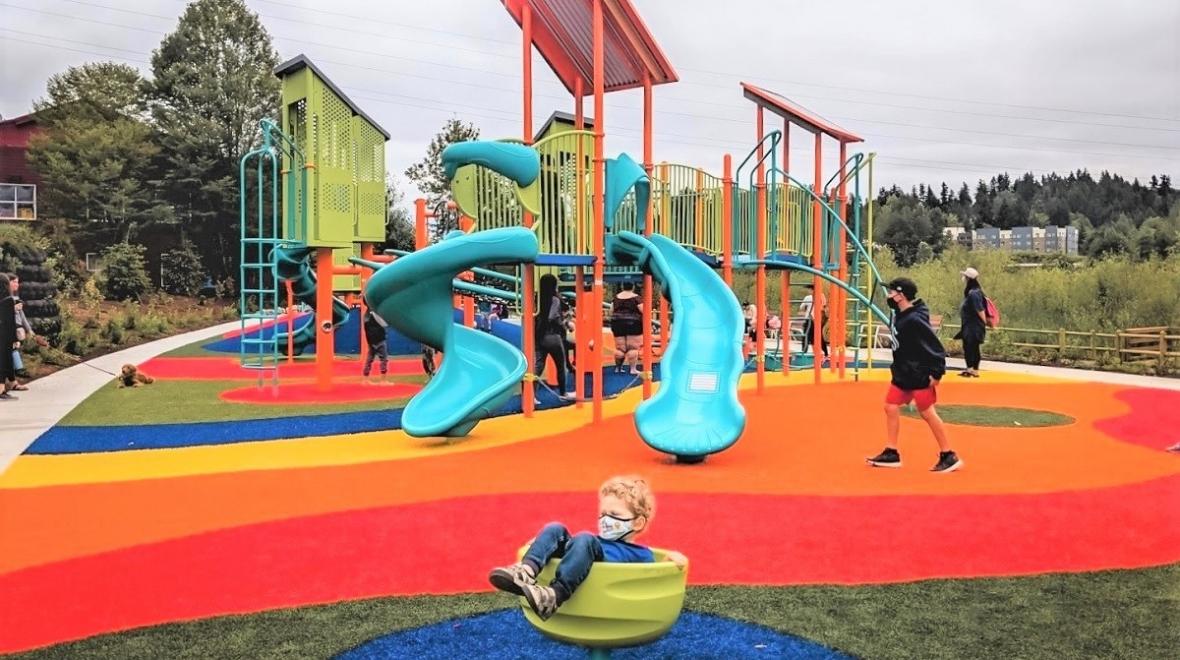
[2,0,1177,206]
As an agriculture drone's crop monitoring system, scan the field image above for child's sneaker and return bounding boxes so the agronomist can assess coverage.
[488,562,536,597]
[931,451,963,473]
[521,582,559,620]
[866,447,902,468]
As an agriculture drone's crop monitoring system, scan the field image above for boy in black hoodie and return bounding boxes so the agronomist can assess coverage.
[866,278,963,473]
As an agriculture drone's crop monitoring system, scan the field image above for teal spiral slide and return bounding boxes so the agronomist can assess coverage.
[272,246,351,355]
[364,228,540,437]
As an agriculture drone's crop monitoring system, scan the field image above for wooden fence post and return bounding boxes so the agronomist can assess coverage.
[1116,332,1123,363]
[1160,330,1168,369]
[1089,331,1096,361]
[1058,328,1066,358]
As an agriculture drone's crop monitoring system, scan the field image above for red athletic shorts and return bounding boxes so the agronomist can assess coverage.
[885,383,937,411]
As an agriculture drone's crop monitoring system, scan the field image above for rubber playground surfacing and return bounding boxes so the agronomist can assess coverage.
[1,346,1178,658]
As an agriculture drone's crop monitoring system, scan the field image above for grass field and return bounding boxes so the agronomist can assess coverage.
[12,565,1177,659]
[57,377,423,426]
[901,404,1075,427]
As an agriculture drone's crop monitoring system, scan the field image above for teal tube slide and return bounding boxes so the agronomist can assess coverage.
[364,228,540,437]
[273,246,351,355]
[606,231,747,461]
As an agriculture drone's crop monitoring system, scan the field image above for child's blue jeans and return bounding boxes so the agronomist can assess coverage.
[523,522,604,602]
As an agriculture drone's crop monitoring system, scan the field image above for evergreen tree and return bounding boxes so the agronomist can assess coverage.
[148,0,280,279]
[939,182,951,207]
[404,118,480,240]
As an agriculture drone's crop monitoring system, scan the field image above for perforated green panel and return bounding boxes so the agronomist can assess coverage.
[353,116,386,242]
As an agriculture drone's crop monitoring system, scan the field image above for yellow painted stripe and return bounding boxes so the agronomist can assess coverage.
[0,369,1062,489]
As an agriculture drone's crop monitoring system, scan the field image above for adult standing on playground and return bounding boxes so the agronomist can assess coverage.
[954,267,987,378]
[535,274,573,400]
[798,285,829,360]
[0,273,18,400]
[610,282,644,376]
[867,277,962,473]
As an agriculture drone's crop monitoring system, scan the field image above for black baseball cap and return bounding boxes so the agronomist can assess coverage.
[886,277,918,301]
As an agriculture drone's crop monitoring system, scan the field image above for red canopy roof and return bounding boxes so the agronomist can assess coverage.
[742,82,863,144]
[502,0,678,96]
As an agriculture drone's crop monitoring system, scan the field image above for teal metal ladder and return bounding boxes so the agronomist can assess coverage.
[239,119,301,384]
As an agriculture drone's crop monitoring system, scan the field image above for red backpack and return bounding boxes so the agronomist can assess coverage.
[984,297,1000,329]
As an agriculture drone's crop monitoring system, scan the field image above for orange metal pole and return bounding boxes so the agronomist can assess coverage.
[315,247,333,391]
[414,199,428,250]
[574,267,585,406]
[641,73,654,401]
[285,279,295,364]
[459,216,476,328]
[521,3,537,416]
[837,141,848,378]
[722,154,733,287]
[591,0,605,422]
[755,107,766,393]
[359,242,374,364]
[782,121,791,375]
[782,270,790,374]
[812,133,823,384]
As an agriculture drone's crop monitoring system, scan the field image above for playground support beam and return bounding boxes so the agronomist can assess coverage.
[574,77,586,408]
[782,120,790,376]
[459,216,476,328]
[811,132,823,384]
[755,107,767,393]
[592,0,605,422]
[315,247,333,392]
[837,141,848,378]
[641,73,654,401]
[359,243,374,365]
[521,2,537,417]
[285,280,295,364]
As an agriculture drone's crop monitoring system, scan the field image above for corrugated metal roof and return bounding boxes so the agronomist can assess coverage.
[742,82,863,144]
[503,0,678,96]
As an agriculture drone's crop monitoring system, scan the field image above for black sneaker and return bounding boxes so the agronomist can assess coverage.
[866,447,902,468]
[931,451,963,473]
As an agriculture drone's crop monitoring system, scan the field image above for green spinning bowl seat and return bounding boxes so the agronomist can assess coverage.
[517,547,688,649]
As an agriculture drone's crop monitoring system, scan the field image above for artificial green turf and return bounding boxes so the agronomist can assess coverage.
[57,377,423,426]
[13,564,1178,659]
[901,404,1075,428]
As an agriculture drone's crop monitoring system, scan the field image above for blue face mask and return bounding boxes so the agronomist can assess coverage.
[598,514,635,541]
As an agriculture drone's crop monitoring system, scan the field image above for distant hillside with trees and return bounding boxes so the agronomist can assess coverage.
[873,170,1177,265]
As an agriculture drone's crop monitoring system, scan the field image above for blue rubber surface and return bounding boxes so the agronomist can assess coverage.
[337,609,851,660]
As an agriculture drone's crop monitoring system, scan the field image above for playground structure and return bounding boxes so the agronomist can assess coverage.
[239,0,893,463]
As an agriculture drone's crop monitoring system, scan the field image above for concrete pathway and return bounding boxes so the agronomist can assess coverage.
[0,321,239,474]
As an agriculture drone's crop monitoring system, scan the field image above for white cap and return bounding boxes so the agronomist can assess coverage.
[961,267,979,280]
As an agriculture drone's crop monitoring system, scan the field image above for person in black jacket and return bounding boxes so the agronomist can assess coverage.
[0,273,17,399]
[362,309,389,381]
[866,277,963,473]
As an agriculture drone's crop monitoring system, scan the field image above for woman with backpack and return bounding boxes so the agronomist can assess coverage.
[954,267,988,377]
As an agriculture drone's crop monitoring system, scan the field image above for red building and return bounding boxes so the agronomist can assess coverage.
[0,112,41,220]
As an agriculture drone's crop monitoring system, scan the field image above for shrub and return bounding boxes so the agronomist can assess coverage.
[0,226,61,340]
[98,243,151,301]
[104,317,125,345]
[160,242,205,296]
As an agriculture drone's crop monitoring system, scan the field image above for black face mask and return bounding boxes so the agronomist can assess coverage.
[886,298,900,311]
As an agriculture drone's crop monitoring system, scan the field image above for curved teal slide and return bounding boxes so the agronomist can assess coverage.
[273,246,351,355]
[364,228,540,437]
[607,231,747,461]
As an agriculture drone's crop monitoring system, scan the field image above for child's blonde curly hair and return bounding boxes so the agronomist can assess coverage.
[599,475,654,521]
